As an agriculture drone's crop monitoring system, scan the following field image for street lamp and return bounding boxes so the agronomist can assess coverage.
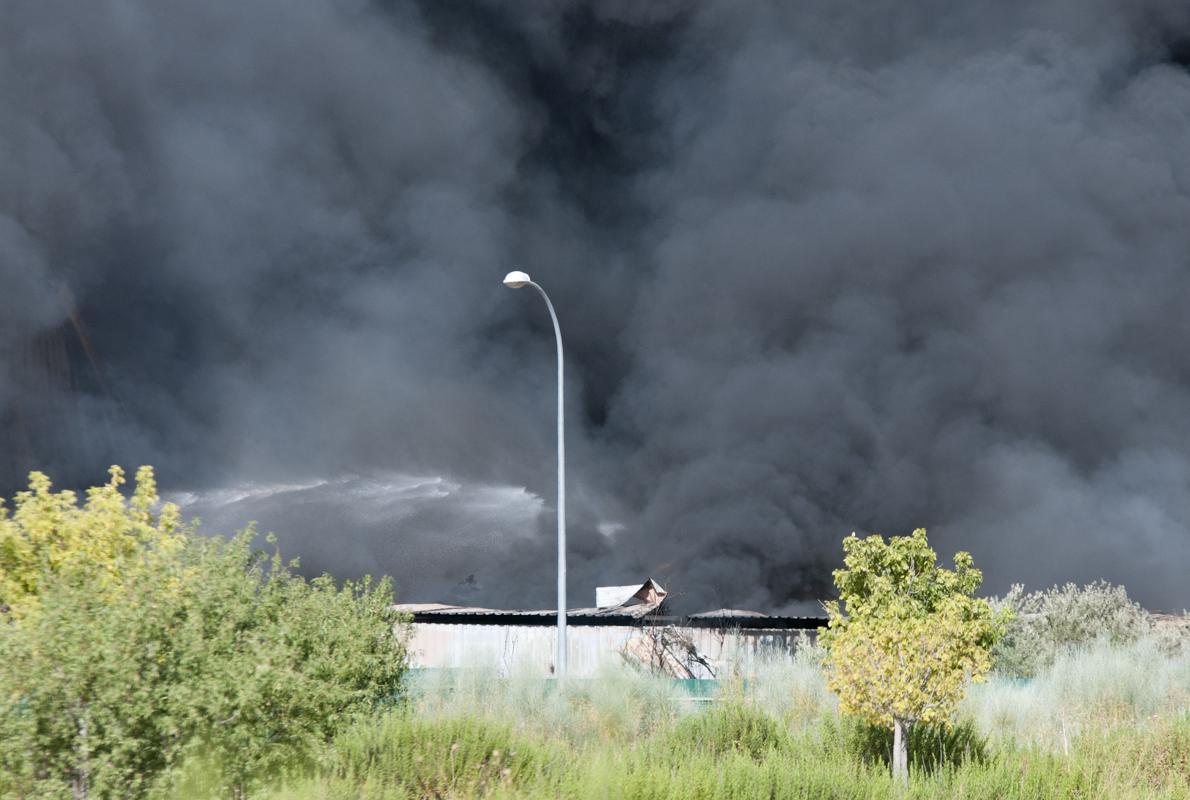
[502,271,566,676]
[503,270,568,678]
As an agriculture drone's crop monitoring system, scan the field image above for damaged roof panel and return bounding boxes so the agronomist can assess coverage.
[595,578,667,609]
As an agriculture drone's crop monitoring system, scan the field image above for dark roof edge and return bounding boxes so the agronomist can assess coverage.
[407,611,826,629]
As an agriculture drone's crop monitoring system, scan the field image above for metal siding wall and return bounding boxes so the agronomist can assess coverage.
[403,623,816,678]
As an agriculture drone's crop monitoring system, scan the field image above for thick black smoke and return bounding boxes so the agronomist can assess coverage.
[3,0,1190,612]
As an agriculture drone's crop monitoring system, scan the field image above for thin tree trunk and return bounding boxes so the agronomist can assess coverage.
[892,717,909,786]
[72,708,89,800]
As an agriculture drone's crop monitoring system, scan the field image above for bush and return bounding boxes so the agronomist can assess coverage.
[991,582,1150,677]
[0,466,183,615]
[664,702,789,760]
[0,469,409,799]
[323,713,566,799]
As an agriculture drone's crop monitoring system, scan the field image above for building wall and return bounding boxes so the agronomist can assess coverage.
[402,622,817,679]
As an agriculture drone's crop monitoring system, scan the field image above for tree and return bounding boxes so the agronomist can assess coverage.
[0,468,410,799]
[0,466,184,615]
[819,528,1005,784]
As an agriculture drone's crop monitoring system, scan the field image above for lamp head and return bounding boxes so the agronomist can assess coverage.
[503,270,531,289]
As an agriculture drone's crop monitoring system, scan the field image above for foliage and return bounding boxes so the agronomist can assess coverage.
[822,714,988,773]
[251,629,1190,800]
[327,712,567,799]
[0,469,409,800]
[732,635,838,729]
[406,663,690,744]
[990,581,1151,678]
[821,529,1004,729]
[966,635,1190,750]
[256,703,1190,800]
[0,467,183,615]
[820,528,1006,780]
[664,702,788,760]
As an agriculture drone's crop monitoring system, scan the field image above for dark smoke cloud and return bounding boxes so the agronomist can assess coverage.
[3,0,1190,612]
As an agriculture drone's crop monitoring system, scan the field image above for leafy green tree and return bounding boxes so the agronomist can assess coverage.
[0,469,409,799]
[820,528,1005,784]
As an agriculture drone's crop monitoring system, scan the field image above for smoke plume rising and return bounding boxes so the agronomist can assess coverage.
[3,0,1190,612]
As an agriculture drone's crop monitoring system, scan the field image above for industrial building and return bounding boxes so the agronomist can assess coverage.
[394,579,825,679]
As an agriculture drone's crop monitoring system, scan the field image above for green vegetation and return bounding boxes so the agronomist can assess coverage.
[0,467,184,616]
[258,658,1190,800]
[3,471,1190,799]
[991,580,1153,678]
[820,528,1007,781]
[0,469,408,799]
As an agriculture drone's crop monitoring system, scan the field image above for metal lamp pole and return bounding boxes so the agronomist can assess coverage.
[503,270,567,678]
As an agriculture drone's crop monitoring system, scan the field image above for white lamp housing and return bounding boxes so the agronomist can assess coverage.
[503,270,531,288]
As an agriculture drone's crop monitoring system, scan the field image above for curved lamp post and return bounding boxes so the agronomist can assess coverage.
[503,270,567,677]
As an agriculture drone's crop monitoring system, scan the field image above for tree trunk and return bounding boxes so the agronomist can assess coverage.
[892,717,910,786]
[72,708,90,800]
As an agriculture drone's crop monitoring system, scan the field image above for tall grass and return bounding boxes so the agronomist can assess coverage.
[404,663,693,743]
[201,632,1190,799]
[259,707,1190,800]
[721,634,838,729]
[965,635,1190,749]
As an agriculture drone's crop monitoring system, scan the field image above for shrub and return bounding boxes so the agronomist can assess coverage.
[0,466,183,615]
[0,469,409,799]
[323,713,566,799]
[991,582,1150,677]
[664,702,789,760]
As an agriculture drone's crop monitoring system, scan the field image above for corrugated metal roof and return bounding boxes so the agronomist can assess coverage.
[689,608,768,618]
[392,603,663,620]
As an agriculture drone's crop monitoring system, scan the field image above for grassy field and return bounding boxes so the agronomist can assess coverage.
[183,636,1190,800]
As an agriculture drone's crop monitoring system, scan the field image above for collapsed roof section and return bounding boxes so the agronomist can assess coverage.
[595,578,667,610]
